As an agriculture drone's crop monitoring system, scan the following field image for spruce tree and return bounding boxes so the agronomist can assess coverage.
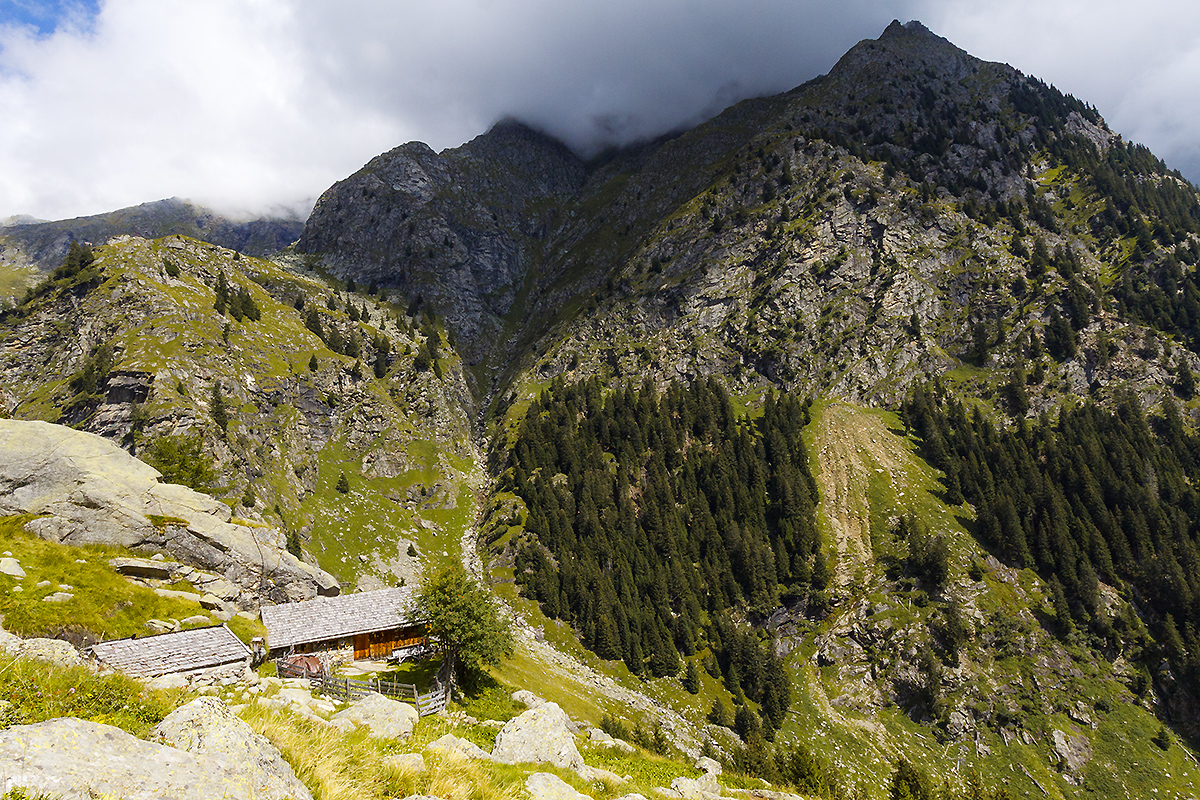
[683,659,702,694]
[214,270,229,315]
[210,381,228,436]
[1175,358,1196,400]
[709,696,734,728]
[305,309,323,340]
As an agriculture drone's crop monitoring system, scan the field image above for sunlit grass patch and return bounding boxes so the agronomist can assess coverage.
[0,515,265,643]
[0,655,187,737]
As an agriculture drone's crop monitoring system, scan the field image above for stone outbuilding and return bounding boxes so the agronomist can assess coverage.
[87,623,251,680]
[259,586,429,661]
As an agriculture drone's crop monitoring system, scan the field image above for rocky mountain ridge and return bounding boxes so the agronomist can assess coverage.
[300,20,1200,421]
[0,232,479,592]
[0,197,304,305]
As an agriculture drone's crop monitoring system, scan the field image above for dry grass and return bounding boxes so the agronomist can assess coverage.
[242,705,531,800]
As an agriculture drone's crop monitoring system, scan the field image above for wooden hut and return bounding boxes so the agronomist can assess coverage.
[259,586,428,660]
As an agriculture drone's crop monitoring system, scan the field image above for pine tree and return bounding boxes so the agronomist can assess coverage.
[214,270,229,315]
[1175,358,1196,400]
[1049,576,1074,639]
[890,757,933,800]
[305,309,323,340]
[683,659,702,694]
[709,696,734,727]
[210,381,228,436]
[414,340,432,371]
[308,353,318,371]
[336,472,350,494]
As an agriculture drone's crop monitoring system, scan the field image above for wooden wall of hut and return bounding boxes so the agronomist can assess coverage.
[352,625,427,660]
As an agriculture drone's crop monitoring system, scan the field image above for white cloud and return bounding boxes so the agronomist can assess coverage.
[1,0,1197,221]
[921,0,1200,178]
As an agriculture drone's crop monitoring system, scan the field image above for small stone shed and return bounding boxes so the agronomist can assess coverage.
[259,585,427,660]
[88,624,251,679]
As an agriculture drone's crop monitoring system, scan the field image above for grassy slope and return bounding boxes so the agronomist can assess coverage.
[0,516,265,644]
[3,234,480,592]
[785,401,1200,800]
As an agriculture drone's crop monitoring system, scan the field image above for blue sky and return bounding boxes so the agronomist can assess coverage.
[0,1,99,36]
[1,0,1198,221]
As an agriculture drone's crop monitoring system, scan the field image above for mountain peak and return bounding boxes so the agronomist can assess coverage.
[879,19,936,40]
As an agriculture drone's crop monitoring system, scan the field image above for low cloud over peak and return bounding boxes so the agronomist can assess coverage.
[1,1,1197,221]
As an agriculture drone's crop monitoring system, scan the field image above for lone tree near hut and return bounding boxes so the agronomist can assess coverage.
[415,563,512,684]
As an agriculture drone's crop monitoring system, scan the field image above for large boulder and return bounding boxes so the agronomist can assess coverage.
[526,772,594,800]
[426,733,495,761]
[0,419,338,605]
[0,715,312,800]
[328,692,418,740]
[151,696,313,800]
[513,688,547,708]
[0,625,83,667]
[492,701,584,771]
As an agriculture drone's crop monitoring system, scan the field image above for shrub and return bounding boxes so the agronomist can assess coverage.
[141,433,218,493]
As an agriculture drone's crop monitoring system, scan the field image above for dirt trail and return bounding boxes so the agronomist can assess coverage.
[810,402,915,586]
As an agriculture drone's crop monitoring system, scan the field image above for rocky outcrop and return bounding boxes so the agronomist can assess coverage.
[0,624,83,667]
[526,772,594,800]
[299,120,586,364]
[151,697,313,799]
[0,419,338,606]
[0,707,312,800]
[588,727,635,753]
[328,691,418,740]
[513,688,548,709]
[492,701,584,771]
[1050,728,1092,775]
[426,733,495,761]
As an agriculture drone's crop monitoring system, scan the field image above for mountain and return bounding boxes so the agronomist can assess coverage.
[300,20,1199,412]
[0,197,305,304]
[2,19,1200,800]
[0,234,478,594]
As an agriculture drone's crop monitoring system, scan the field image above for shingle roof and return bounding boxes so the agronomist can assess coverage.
[260,586,421,650]
[88,624,250,678]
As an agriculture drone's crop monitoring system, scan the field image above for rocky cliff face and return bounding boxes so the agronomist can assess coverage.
[299,121,587,366]
[301,22,1200,423]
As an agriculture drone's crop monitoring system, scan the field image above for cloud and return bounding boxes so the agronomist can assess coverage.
[0,0,1197,221]
[919,0,1200,180]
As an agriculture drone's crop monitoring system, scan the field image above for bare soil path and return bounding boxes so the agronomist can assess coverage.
[809,401,915,585]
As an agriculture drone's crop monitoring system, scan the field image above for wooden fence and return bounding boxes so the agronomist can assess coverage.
[276,658,450,716]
